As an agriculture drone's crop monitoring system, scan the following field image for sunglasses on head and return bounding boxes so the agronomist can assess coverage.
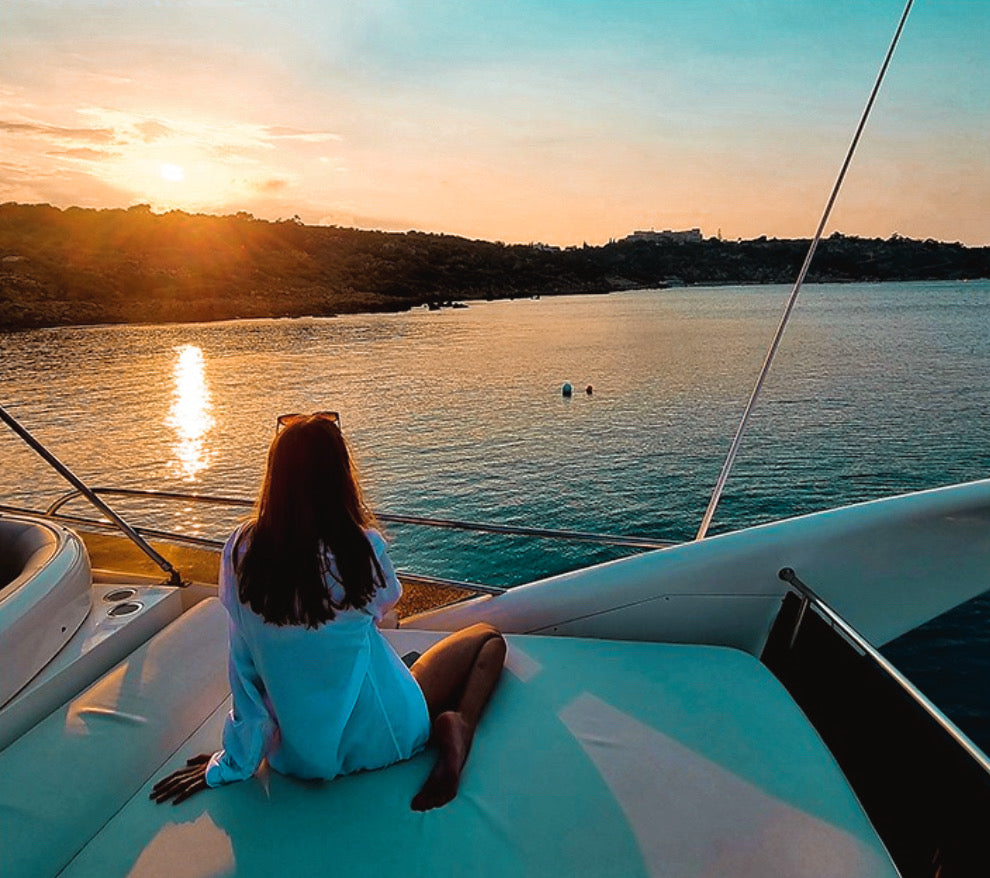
[275,411,341,433]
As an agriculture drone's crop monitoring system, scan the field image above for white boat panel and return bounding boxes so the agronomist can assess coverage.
[409,480,990,651]
[0,599,230,878]
[0,581,184,750]
[535,594,781,655]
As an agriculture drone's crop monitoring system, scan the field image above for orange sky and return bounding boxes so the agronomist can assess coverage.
[1,1,986,245]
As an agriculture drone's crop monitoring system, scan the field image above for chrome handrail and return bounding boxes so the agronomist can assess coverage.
[778,567,990,775]
[7,485,678,598]
[45,486,680,549]
[0,501,504,596]
[46,488,253,516]
[378,511,678,550]
[2,506,228,550]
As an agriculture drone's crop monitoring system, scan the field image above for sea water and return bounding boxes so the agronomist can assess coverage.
[1,280,988,746]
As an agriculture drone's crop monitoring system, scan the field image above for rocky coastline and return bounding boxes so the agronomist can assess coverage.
[2,203,987,331]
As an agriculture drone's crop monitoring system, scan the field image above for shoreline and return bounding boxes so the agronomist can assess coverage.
[0,284,619,333]
[3,277,988,334]
[3,204,988,333]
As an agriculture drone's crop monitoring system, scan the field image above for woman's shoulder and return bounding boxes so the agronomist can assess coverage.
[364,527,387,554]
[224,522,254,555]
[219,523,254,604]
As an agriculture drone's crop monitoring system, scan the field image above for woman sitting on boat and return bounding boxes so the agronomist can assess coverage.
[151,411,506,811]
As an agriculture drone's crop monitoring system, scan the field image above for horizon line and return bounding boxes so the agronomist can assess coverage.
[4,201,987,250]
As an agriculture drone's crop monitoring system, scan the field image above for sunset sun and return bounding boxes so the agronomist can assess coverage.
[159,163,185,183]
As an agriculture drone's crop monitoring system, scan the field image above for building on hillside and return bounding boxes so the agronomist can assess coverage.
[625,228,703,244]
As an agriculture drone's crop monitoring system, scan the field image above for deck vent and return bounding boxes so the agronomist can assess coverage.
[103,588,137,602]
[107,601,143,617]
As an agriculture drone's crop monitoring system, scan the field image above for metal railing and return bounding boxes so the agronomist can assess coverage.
[2,486,680,597]
[778,567,990,775]
[44,487,679,550]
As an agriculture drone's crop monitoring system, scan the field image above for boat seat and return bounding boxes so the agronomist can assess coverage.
[0,516,93,709]
[0,517,58,591]
[0,598,230,878]
[0,613,898,877]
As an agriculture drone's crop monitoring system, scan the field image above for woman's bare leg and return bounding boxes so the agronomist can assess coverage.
[409,623,506,811]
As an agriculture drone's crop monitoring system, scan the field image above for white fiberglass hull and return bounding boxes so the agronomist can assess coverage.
[409,479,990,656]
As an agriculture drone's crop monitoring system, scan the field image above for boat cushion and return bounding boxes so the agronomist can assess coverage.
[54,628,896,877]
[0,518,57,591]
[0,598,229,878]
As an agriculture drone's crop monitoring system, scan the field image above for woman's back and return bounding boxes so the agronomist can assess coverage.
[153,411,503,812]
[206,527,430,785]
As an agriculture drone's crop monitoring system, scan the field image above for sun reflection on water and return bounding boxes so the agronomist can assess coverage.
[166,344,214,480]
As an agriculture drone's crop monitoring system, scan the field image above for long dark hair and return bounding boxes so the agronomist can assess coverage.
[236,414,381,627]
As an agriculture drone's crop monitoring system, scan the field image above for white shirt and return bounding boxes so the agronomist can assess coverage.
[204,527,430,787]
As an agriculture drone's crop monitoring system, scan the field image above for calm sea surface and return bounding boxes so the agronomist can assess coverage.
[1,280,988,747]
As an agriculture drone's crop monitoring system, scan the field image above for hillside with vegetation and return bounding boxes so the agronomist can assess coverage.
[2,203,987,330]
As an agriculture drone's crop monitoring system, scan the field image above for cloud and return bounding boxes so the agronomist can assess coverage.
[0,159,135,209]
[0,120,115,143]
[264,126,342,143]
[134,120,172,142]
[254,178,290,193]
[46,147,118,161]
[210,143,264,160]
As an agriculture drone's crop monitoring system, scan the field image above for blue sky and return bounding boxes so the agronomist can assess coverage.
[1,0,986,244]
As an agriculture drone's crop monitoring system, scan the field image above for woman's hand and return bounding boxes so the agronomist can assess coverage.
[150,754,212,805]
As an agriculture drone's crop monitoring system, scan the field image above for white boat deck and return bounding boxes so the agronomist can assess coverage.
[0,598,897,877]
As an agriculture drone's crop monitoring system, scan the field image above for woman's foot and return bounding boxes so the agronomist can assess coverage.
[411,710,473,811]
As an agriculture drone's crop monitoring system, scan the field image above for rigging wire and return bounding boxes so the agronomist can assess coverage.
[695,0,915,541]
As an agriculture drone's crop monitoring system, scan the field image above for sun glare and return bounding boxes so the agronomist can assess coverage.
[166,344,214,480]
[159,163,186,183]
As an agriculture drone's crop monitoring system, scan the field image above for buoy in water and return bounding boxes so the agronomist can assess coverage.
[561,382,573,397]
